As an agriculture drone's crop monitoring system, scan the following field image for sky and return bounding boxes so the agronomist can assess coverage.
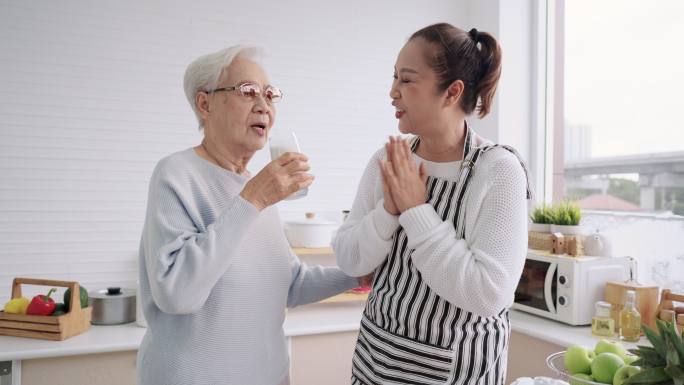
[565,0,684,158]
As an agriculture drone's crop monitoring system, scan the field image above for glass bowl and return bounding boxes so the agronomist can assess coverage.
[546,351,608,385]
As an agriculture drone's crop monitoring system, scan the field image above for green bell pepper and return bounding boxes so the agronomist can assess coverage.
[51,303,67,316]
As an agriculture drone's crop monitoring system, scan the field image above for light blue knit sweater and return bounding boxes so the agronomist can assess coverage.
[137,148,357,385]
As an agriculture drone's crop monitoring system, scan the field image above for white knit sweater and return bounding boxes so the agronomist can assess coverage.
[333,145,528,317]
[137,148,357,385]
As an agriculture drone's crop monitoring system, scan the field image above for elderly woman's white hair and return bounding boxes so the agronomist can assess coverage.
[183,45,263,130]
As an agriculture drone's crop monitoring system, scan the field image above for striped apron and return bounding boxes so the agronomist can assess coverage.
[351,126,531,385]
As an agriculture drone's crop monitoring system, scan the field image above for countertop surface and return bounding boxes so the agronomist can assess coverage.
[0,303,646,362]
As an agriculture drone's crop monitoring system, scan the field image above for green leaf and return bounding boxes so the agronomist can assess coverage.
[665,364,684,378]
[666,339,682,367]
[667,321,684,361]
[634,346,667,367]
[658,319,671,339]
[630,347,650,356]
[624,367,671,384]
[645,323,668,359]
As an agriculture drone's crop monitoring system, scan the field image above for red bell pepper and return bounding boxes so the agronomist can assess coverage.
[26,288,57,316]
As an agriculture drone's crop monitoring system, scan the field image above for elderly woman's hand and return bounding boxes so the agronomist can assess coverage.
[240,152,314,211]
[379,136,428,213]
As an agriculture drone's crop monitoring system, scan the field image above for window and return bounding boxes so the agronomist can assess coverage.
[554,0,684,215]
[534,0,684,292]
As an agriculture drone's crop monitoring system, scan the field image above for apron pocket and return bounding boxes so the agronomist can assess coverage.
[353,314,454,385]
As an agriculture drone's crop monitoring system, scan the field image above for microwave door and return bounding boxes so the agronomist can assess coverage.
[514,259,557,314]
[544,263,557,314]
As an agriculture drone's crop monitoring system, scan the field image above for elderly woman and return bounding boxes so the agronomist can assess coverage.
[137,45,359,385]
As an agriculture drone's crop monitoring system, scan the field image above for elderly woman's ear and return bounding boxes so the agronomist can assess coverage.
[195,91,211,119]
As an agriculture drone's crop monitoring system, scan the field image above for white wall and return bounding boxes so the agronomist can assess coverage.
[0,1,468,302]
[464,0,535,172]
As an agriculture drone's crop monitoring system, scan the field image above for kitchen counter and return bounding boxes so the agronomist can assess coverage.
[0,304,647,362]
[0,301,366,361]
[510,310,645,350]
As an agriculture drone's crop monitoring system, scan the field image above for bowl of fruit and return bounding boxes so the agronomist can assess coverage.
[547,340,640,385]
[548,320,684,385]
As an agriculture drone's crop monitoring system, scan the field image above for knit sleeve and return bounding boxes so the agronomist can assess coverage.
[287,249,359,307]
[332,148,401,277]
[398,152,528,317]
[141,166,259,315]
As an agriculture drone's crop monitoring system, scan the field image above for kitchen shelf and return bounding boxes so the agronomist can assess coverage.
[320,292,369,304]
[292,247,334,255]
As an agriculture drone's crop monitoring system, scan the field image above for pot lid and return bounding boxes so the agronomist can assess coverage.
[285,212,337,226]
[89,287,136,299]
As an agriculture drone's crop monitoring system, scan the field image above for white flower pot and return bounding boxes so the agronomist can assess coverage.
[549,224,586,236]
[529,223,551,233]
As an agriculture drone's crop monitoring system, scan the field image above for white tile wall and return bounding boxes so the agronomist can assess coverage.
[0,0,466,302]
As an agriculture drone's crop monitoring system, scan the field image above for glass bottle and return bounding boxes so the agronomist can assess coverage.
[620,290,641,342]
[592,301,615,337]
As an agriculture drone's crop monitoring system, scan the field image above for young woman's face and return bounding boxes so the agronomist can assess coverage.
[390,39,446,136]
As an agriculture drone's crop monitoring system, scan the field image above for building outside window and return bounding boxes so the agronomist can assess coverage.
[542,0,684,291]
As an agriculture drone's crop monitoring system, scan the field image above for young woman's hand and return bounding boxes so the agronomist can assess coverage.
[380,136,428,213]
[378,141,400,215]
[357,272,374,287]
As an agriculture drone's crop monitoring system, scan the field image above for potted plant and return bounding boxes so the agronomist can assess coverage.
[624,319,684,385]
[529,204,553,232]
[550,201,585,235]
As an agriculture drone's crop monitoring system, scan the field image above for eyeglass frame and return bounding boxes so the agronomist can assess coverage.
[205,81,284,103]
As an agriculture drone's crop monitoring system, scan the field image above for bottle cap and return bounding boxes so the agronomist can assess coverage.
[624,290,636,304]
[595,301,612,318]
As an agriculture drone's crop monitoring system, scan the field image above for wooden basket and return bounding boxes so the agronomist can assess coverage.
[656,289,684,329]
[0,278,92,341]
[528,231,554,251]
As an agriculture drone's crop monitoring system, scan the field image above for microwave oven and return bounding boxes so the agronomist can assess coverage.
[512,251,632,325]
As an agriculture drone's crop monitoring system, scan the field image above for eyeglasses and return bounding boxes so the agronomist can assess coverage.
[207,82,284,103]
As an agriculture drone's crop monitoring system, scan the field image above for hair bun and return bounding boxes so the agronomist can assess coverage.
[468,28,479,42]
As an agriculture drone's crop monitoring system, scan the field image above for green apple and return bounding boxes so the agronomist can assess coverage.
[591,352,624,384]
[569,373,595,385]
[613,365,640,385]
[622,354,638,365]
[595,339,627,359]
[565,345,595,374]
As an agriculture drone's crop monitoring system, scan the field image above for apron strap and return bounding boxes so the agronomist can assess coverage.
[408,122,533,238]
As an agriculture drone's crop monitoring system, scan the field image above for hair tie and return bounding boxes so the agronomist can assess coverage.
[468,28,480,42]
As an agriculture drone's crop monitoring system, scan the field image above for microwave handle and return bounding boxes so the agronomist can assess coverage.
[544,263,557,314]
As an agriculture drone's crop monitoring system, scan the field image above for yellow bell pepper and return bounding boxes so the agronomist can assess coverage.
[3,297,30,314]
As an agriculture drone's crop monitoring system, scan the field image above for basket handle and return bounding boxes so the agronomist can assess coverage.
[11,277,84,316]
[662,289,684,303]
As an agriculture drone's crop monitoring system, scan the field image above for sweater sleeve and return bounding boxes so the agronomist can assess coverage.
[142,167,259,315]
[398,152,528,317]
[287,250,359,308]
[332,149,401,277]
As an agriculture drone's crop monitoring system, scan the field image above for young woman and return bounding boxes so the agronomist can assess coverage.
[333,23,532,385]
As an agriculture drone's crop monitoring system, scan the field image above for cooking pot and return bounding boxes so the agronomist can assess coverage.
[284,212,338,248]
[89,287,136,325]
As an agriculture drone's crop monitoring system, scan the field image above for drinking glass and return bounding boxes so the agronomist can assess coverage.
[269,131,308,200]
